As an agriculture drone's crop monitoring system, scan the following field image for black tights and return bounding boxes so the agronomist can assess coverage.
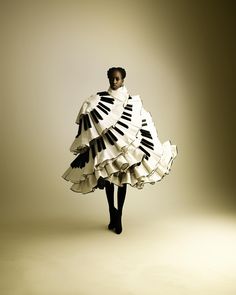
[105,182,127,215]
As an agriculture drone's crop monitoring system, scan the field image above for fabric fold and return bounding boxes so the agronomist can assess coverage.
[62,85,178,194]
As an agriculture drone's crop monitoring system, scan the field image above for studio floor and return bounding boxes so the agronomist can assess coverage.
[1,208,236,295]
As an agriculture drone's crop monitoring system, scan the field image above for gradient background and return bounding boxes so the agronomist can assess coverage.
[1,1,236,294]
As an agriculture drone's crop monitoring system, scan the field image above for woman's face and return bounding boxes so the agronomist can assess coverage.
[108,70,124,90]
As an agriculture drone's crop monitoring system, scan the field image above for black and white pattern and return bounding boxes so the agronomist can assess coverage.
[62,85,178,193]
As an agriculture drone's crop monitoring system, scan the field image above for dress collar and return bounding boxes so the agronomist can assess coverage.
[107,85,129,102]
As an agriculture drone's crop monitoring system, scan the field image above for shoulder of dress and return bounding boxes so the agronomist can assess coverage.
[128,94,142,102]
[85,93,99,102]
[75,93,98,122]
[130,94,140,98]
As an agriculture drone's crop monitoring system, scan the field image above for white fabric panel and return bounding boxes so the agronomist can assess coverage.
[62,85,178,194]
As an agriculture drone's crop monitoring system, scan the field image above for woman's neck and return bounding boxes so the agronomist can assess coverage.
[107,85,129,101]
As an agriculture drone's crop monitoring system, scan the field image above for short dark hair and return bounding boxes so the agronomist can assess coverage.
[107,67,126,79]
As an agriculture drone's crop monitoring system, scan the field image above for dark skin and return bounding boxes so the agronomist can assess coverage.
[108,70,124,90]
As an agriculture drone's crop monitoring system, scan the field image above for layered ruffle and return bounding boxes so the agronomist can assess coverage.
[62,86,178,194]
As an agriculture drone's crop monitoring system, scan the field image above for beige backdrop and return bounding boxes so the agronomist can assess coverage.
[1,0,235,222]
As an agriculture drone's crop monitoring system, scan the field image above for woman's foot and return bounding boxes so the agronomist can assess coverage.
[108,207,118,230]
[115,211,122,234]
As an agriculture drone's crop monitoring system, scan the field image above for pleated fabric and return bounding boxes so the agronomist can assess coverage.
[62,85,178,193]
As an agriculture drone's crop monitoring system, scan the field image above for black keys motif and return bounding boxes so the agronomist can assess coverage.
[89,95,115,124]
[141,138,154,150]
[119,105,133,122]
[114,126,124,136]
[91,143,96,159]
[139,146,150,159]
[90,136,107,159]
[93,109,103,120]
[83,114,92,131]
[100,136,106,150]
[107,130,118,142]
[142,119,147,127]
[140,129,152,139]
[76,115,92,135]
[100,97,114,104]
[139,121,154,159]
[122,111,131,117]
[105,130,118,145]
[86,114,91,129]
[71,148,90,168]
[121,115,131,121]
[98,102,110,112]
[90,110,99,123]
[124,104,132,111]
[97,91,110,96]
[91,109,103,123]
[97,137,102,152]
[83,115,88,131]
[117,121,128,129]
[97,104,108,115]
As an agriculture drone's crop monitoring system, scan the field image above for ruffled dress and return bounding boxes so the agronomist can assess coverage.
[62,85,178,194]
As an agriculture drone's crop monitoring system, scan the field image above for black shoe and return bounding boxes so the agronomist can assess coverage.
[108,207,118,230]
[115,211,122,234]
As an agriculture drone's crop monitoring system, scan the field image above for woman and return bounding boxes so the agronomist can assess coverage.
[62,67,178,234]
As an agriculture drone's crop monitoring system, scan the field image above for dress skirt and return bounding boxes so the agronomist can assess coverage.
[62,89,178,194]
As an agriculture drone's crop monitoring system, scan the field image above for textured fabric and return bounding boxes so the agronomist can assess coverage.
[62,85,178,194]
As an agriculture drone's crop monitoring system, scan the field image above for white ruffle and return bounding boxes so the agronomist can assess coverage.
[62,86,178,194]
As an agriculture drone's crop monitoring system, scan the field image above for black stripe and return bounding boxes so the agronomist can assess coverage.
[141,133,152,139]
[126,104,132,107]
[91,143,96,159]
[114,126,124,136]
[70,148,90,168]
[139,146,150,158]
[117,121,128,129]
[105,132,115,145]
[85,114,91,129]
[108,130,118,142]
[142,123,147,126]
[91,110,99,124]
[140,129,151,134]
[123,111,132,117]
[83,115,88,131]
[76,118,82,137]
[93,108,103,120]
[100,97,114,104]
[121,115,131,121]
[142,119,146,122]
[98,102,110,112]
[141,138,154,147]
[141,141,154,150]
[97,91,110,96]
[128,96,132,99]
[97,138,102,152]
[97,104,108,115]
[100,137,106,150]
[140,128,152,138]
[124,106,132,111]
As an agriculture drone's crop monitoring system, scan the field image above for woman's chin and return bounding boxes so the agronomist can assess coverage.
[111,86,120,90]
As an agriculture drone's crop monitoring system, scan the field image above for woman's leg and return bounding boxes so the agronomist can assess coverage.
[105,181,116,229]
[116,184,127,234]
